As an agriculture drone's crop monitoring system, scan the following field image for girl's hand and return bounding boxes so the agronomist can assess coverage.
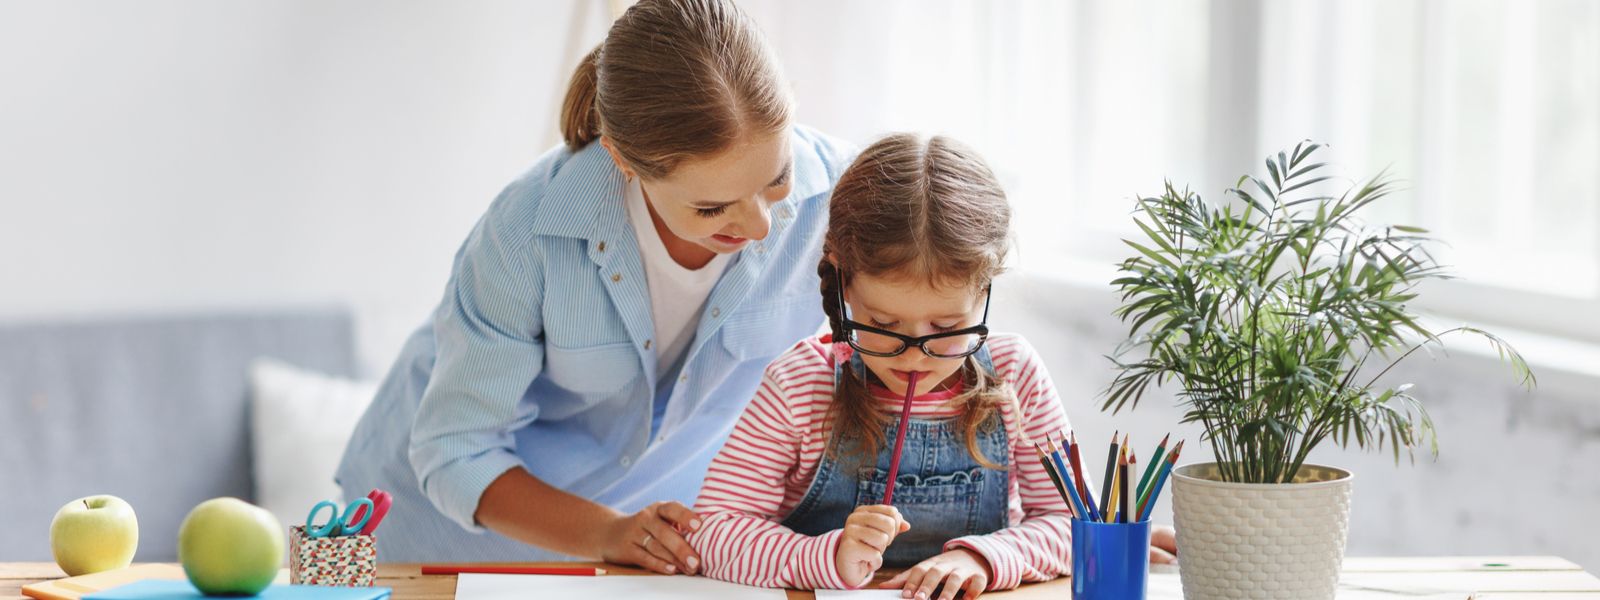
[836,505,910,587]
[1150,524,1178,565]
[880,547,992,600]
[598,501,703,575]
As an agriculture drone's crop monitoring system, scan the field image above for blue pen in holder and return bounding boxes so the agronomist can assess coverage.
[1071,518,1151,600]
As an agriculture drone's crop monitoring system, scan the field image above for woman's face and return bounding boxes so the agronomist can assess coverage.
[607,132,793,254]
[842,271,988,397]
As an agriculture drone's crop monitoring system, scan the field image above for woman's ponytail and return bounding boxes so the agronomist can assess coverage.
[559,46,603,150]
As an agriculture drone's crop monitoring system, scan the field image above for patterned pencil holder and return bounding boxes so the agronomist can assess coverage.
[289,525,378,587]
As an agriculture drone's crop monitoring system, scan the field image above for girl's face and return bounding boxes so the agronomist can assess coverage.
[842,270,989,397]
[605,132,794,254]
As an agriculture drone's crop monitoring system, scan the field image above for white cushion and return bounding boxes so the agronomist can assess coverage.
[248,358,378,533]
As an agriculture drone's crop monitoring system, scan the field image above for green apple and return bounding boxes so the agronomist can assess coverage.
[177,498,283,596]
[50,495,139,576]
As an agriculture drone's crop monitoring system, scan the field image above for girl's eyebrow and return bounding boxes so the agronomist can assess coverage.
[859,301,969,322]
[691,159,793,208]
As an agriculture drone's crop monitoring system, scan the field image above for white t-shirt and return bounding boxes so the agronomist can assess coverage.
[624,178,731,379]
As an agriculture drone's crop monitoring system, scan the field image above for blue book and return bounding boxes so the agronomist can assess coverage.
[85,579,392,600]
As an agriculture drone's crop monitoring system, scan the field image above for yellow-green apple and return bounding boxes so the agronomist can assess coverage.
[50,495,139,575]
[177,498,283,595]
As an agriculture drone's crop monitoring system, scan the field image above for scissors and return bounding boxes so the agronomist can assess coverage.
[304,488,392,538]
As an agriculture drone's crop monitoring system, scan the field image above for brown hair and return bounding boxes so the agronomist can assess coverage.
[819,133,1016,469]
[559,0,791,179]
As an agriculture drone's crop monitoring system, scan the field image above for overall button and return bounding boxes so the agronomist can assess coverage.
[620,456,632,467]
[611,273,622,283]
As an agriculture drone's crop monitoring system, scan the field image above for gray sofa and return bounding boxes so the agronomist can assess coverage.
[0,310,356,561]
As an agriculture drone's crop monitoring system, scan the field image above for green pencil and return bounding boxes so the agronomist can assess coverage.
[1135,433,1170,511]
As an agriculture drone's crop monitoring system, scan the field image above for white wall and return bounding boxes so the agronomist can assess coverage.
[0,0,609,374]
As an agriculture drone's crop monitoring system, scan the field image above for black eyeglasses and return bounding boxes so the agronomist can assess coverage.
[834,270,991,358]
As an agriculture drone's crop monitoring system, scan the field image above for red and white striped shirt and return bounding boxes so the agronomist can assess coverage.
[688,333,1074,590]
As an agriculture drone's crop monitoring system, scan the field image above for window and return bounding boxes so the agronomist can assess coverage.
[746,0,1600,342]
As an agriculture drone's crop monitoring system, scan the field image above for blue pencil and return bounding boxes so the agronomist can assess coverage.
[1046,438,1090,520]
[1138,440,1183,522]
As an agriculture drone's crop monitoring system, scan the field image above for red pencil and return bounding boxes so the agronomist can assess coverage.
[420,565,607,576]
[1067,431,1096,520]
[881,371,921,505]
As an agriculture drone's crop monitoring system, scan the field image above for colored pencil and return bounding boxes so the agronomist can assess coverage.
[1118,449,1130,523]
[1099,431,1119,522]
[1043,436,1089,520]
[1103,449,1121,523]
[1135,433,1170,510]
[1034,442,1077,519]
[420,565,607,576]
[1138,440,1184,522]
[1067,432,1098,521]
[881,372,920,505]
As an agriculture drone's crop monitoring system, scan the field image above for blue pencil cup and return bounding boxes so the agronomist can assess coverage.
[1071,518,1151,600]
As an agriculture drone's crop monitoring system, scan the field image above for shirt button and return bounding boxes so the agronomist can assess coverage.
[711,307,721,318]
[620,456,632,467]
[680,374,688,383]
[611,273,622,283]
[656,434,668,444]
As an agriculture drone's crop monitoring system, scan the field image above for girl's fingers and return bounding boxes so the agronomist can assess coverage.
[1151,525,1178,554]
[641,513,699,574]
[654,501,703,533]
[879,569,911,589]
[936,572,967,600]
[962,573,988,600]
[1149,546,1178,565]
[847,525,889,552]
[850,512,902,537]
[858,505,908,529]
[912,566,947,600]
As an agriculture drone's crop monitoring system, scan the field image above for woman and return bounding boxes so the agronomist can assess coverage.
[336,0,852,571]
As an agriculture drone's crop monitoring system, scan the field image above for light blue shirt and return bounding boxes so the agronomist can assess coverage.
[335,125,853,561]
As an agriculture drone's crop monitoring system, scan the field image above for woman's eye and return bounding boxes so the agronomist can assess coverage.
[869,319,898,329]
[695,205,729,218]
[769,170,791,188]
[932,323,959,332]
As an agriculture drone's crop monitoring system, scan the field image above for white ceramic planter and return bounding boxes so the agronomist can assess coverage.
[1170,463,1353,600]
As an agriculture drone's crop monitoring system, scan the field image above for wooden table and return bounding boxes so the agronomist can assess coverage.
[5,557,1598,599]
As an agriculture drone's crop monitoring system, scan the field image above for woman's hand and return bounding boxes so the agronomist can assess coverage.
[1150,524,1178,565]
[836,505,909,587]
[597,501,703,575]
[880,547,993,600]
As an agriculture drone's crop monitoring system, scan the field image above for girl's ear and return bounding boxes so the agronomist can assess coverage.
[598,137,638,180]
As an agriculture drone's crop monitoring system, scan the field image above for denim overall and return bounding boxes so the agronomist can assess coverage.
[780,347,1011,567]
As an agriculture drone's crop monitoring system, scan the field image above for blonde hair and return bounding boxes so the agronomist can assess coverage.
[819,133,1015,469]
[559,0,791,179]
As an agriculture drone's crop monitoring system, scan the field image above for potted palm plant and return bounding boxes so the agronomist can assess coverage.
[1104,142,1535,599]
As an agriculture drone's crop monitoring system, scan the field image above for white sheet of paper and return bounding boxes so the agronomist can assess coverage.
[814,591,903,599]
[455,573,788,600]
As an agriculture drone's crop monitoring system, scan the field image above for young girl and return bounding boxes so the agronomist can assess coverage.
[688,134,1074,598]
